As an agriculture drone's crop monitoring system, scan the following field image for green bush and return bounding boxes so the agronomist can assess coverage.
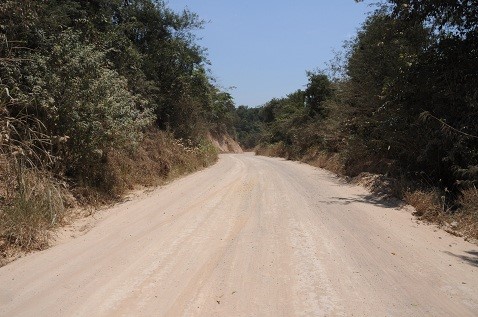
[29,31,153,186]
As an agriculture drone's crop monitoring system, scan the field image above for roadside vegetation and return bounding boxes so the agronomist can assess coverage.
[235,0,478,240]
[0,0,236,261]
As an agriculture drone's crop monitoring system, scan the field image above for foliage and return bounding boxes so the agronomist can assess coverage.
[29,31,153,186]
[304,71,333,117]
[387,0,478,193]
[0,0,234,187]
[235,106,263,149]
[99,130,218,198]
[0,0,236,254]
[342,10,431,177]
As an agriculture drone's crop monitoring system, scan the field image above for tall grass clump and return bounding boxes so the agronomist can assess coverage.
[404,189,443,221]
[0,95,66,257]
[457,187,478,239]
[103,130,218,197]
[1,168,65,251]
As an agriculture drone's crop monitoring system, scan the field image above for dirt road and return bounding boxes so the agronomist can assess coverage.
[1,153,477,316]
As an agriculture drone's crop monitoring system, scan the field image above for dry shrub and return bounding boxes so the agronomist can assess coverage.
[404,189,443,221]
[456,187,478,239]
[102,130,218,197]
[460,187,478,216]
[258,144,345,174]
[0,167,65,254]
[0,100,67,258]
[307,152,344,174]
[255,142,290,158]
[344,154,396,178]
[404,187,478,241]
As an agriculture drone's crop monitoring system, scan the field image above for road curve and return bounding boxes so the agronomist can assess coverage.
[1,153,477,316]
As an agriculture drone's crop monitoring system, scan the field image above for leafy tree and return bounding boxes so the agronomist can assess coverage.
[305,71,333,117]
[389,0,477,37]
[209,88,237,137]
[343,10,430,175]
[235,106,263,149]
[377,0,478,194]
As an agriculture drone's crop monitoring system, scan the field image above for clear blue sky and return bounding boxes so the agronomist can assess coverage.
[167,1,375,107]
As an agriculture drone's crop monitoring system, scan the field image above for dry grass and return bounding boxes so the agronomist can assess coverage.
[255,142,290,159]
[403,187,478,241]
[0,166,66,261]
[404,189,443,220]
[68,130,218,204]
[103,130,218,196]
[459,187,478,217]
[257,144,345,175]
[456,187,478,240]
[302,148,345,175]
[1,129,218,264]
[0,97,66,260]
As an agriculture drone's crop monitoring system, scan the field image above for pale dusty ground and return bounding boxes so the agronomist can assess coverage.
[1,153,477,317]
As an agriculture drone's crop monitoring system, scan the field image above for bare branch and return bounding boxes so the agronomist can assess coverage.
[420,111,478,139]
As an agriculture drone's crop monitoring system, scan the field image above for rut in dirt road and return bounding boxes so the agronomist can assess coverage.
[1,153,477,316]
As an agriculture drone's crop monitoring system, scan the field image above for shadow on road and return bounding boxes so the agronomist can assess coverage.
[318,194,404,209]
[444,250,478,267]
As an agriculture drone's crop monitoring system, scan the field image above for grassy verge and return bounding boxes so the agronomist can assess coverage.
[256,143,478,242]
[74,130,218,204]
[0,130,218,265]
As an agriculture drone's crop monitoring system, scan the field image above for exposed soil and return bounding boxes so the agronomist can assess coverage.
[207,131,243,153]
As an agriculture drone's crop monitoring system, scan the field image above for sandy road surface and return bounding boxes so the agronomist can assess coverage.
[1,153,478,316]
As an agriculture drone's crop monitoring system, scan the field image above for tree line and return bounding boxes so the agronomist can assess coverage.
[235,0,478,237]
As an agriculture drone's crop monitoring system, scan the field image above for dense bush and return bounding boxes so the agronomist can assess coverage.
[28,31,153,186]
